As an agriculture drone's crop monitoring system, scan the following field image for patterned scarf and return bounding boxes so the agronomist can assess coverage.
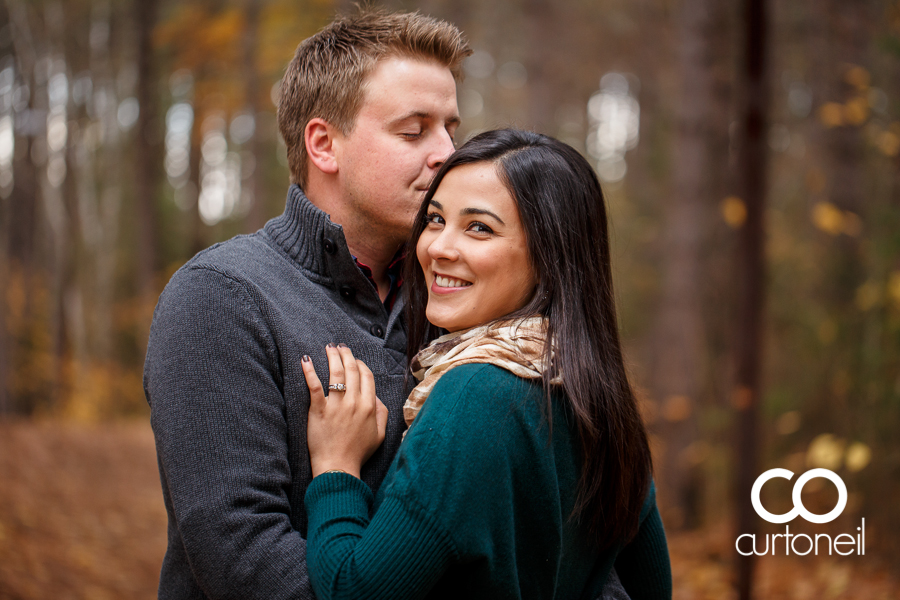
[403,316,561,427]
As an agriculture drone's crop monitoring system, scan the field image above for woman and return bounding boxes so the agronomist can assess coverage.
[300,129,671,599]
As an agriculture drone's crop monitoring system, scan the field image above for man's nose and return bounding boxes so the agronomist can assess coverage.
[427,129,456,170]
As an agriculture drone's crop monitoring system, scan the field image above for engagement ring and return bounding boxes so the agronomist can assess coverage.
[328,383,347,392]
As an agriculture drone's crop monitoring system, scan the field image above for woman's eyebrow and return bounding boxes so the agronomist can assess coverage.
[428,199,505,225]
[462,207,505,224]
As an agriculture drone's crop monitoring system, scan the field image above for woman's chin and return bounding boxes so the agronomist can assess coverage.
[425,310,463,333]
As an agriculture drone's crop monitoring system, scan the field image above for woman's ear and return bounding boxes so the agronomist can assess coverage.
[305,118,339,175]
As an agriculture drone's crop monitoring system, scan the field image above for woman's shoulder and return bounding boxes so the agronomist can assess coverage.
[433,361,541,390]
[430,363,543,406]
[410,363,549,443]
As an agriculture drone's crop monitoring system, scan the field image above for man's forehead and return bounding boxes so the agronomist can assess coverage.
[358,56,459,118]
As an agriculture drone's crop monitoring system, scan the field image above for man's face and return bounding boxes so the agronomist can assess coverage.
[333,57,460,247]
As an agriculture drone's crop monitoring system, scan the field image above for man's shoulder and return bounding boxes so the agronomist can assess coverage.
[179,232,275,280]
[166,229,314,294]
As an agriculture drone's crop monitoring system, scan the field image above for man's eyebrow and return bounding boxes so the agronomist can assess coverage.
[390,112,461,128]
[390,111,430,126]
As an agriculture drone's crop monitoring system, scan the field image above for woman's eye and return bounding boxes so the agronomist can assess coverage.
[468,222,494,235]
[424,213,444,226]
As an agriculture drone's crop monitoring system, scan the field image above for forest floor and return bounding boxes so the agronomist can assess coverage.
[0,420,897,600]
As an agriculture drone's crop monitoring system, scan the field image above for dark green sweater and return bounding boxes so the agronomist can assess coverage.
[305,363,671,599]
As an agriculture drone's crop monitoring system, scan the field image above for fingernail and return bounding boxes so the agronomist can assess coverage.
[326,343,335,348]
[302,355,310,363]
[337,343,348,349]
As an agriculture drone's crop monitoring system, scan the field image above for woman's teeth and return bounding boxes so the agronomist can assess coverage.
[436,275,472,288]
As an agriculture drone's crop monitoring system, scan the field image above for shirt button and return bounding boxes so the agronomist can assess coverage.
[323,238,337,255]
[339,285,355,299]
[370,324,385,338]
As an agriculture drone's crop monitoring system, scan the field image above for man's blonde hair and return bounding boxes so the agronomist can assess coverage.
[277,8,471,188]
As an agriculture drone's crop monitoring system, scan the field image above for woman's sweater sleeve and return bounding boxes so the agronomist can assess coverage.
[303,363,528,600]
[304,472,458,600]
[613,484,673,599]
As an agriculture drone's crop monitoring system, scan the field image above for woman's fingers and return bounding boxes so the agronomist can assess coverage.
[375,397,388,441]
[336,345,360,403]
[324,345,344,395]
[301,355,326,411]
[357,360,377,413]
[306,344,385,477]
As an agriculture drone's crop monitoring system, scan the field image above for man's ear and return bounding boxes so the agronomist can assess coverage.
[305,118,339,175]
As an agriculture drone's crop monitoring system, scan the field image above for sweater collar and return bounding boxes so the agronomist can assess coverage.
[264,184,352,278]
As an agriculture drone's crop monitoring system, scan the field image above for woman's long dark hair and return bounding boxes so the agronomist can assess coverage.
[404,129,652,551]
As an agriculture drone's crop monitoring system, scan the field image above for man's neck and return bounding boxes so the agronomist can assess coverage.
[346,239,401,302]
[304,182,402,301]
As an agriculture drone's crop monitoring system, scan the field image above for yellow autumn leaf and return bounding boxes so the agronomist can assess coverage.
[720,196,747,229]
[812,201,844,235]
[807,433,845,470]
[662,395,693,422]
[775,411,801,435]
[845,442,872,472]
[818,102,844,128]
[855,280,881,311]
[888,271,900,308]
[844,65,871,90]
[843,96,869,125]
[877,131,900,157]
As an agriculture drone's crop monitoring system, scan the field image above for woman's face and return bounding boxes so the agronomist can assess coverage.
[416,162,537,332]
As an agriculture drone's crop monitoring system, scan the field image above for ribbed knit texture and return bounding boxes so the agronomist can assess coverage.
[144,186,410,600]
[305,364,672,600]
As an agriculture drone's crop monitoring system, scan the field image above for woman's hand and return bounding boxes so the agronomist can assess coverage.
[302,344,388,479]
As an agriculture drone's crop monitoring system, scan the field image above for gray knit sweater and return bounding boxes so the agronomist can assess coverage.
[144,185,409,600]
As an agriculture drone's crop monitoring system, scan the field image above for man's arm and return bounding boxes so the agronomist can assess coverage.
[146,266,314,599]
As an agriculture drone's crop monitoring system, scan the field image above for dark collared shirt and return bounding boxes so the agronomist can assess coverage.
[354,252,404,311]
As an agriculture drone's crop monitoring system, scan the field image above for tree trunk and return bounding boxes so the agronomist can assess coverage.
[523,0,555,134]
[133,0,161,299]
[734,0,769,598]
[653,0,711,531]
[242,0,267,232]
[83,0,118,362]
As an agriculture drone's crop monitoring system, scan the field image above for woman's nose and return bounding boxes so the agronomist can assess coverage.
[427,231,459,261]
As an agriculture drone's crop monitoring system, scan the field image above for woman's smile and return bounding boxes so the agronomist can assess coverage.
[416,162,537,332]
[432,272,473,292]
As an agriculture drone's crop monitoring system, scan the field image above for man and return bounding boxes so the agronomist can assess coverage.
[144,10,467,598]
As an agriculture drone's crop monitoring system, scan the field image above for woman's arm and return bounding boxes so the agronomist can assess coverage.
[302,344,388,478]
[613,484,673,599]
[304,472,459,600]
[302,346,458,599]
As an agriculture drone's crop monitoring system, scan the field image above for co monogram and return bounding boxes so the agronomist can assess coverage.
[751,468,847,524]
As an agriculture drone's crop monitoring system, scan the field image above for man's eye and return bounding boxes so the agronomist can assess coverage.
[402,132,423,140]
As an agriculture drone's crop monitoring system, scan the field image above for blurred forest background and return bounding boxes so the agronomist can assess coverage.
[0,0,899,598]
